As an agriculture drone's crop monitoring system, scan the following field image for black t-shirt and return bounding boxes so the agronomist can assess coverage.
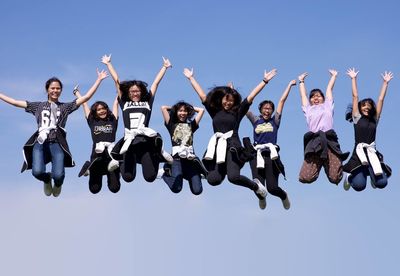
[165,120,199,147]
[25,100,79,141]
[203,98,251,147]
[87,114,118,144]
[119,94,154,130]
[352,114,377,145]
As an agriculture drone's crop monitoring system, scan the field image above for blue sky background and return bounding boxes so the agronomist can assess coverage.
[1,0,399,275]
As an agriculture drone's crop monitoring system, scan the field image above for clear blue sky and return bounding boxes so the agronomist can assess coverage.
[1,0,399,275]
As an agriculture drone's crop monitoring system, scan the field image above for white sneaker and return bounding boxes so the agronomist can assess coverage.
[282,196,291,210]
[107,159,119,172]
[343,173,351,191]
[259,198,267,210]
[43,178,53,197]
[52,185,62,197]
[254,178,267,198]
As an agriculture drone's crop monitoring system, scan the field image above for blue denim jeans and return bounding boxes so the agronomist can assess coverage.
[32,141,65,187]
[162,158,203,195]
[349,165,387,191]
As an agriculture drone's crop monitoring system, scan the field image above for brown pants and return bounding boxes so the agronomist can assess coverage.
[299,148,343,184]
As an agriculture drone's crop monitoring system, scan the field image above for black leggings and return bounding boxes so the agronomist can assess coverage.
[89,160,120,194]
[207,150,258,192]
[121,143,159,183]
[250,154,287,200]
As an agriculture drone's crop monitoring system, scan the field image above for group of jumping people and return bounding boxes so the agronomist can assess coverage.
[0,55,393,210]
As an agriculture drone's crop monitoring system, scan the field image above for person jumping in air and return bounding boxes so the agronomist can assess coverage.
[184,67,277,206]
[160,101,207,195]
[246,79,296,210]
[101,54,172,183]
[298,70,349,185]
[343,68,393,191]
[0,69,108,197]
[74,87,121,194]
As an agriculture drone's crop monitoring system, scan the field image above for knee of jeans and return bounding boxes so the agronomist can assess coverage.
[192,188,203,195]
[373,178,388,189]
[31,167,44,179]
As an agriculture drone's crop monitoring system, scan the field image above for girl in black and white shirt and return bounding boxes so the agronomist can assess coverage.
[102,54,172,183]
[0,69,108,197]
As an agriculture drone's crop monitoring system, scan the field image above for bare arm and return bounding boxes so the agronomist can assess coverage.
[326,69,338,101]
[150,57,172,97]
[101,54,122,99]
[183,68,207,102]
[193,106,205,125]
[247,69,277,104]
[376,71,394,119]
[161,105,171,124]
[76,69,108,106]
[346,68,360,117]
[246,110,257,124]
[0,92,27,108]
[112,95,119,119]
[276,79,296,115]
[73,87,90,118]
[298,72,309,106]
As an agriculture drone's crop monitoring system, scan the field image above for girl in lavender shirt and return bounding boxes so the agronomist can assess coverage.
[298,70,348,184]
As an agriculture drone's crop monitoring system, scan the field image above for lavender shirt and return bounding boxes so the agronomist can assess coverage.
[302,99,334,132]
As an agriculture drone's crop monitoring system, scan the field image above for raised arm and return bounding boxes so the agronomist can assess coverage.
[246,69,277,104]
[193,106,205,125]
[246,110,257,125]
[0,92,27,108]
[112,95,119,119]
[276,79,296,114]
[76,69,108,106]
[101,54,122,98]
[376,71,394,119]
[160,105,171,124]
[326,69,338,101]
[150,57,172,97]
[183,68,207,103]
[298,72,309,106]
[346,68,360,117]
[73,86,90,118]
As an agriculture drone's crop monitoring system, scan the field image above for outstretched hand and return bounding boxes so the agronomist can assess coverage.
[329,69,338,77]
[381,71,394,83]
[183,68,194,79]
[264,69,277,82]
[346,68,359,79]
[162,56,172,68]
[298,72,308,82]
[97,68,109,80]
[289,79,296,86]
[101,54,111,65]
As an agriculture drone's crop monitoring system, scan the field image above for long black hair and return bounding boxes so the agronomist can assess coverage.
[119,80,150,102]
[345,98,377,122]
[88,101,115,121]
[169,101,195,123]
[205,86,242,114]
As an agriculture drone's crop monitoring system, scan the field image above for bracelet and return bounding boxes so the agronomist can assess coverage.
[73,88,79,95]
[299,80,304,83]
[262,79,269,84]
